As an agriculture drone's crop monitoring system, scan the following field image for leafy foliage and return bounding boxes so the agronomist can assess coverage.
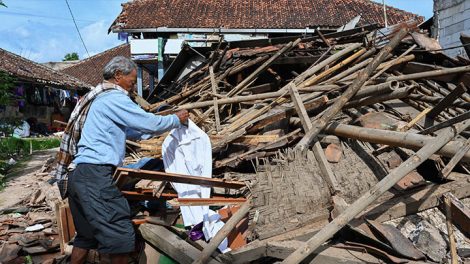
[0,71,15,106]
[0,71,20,136]
[63,52,79,61]
[0,1,6,8]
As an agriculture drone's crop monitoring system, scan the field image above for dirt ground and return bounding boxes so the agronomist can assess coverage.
[0,148,57,211]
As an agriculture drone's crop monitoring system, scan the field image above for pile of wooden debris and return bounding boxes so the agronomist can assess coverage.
[123,20,470,263]
[3,19,470,264]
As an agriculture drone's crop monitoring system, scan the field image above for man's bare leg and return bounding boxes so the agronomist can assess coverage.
[110,253,128,264]
[71,247,88,264]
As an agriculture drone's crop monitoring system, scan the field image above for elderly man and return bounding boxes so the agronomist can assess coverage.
[66,56,188,263]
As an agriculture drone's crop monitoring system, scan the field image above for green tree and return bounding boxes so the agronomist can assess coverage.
[0,1,6,7]
[0,71,14,106]
[63,52,79,61]
[0,71,21,138]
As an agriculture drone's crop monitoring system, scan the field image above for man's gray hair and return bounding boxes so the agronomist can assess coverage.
[103,56,137,80]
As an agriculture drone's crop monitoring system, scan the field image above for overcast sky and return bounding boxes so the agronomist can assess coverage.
[0,0,434,63]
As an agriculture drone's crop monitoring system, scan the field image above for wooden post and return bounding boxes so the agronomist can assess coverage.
[300,48,367,87]
[425,83,467,127]
[385,65,470,83]
[442,137,470,177]
[369,44,417,81]
[400,107,431,132]
[287,84,340,193]
[140,224,221,264]
[294,43,363,85]
[281,119,470,264]
[324,122,470,162]
[193,200,252,264]
[209,66,221,132]
[228,39,301,97]
[295,28,409,150]
[420,110,470,135]
[444,194,458,264]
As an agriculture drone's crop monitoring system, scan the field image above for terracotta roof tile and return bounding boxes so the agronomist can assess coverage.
[0,48,91,90]
[110,0,422,31]
[61,44,131,87]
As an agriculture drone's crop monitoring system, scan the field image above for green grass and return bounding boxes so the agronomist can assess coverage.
[0,137,60,159]
[0,137,59,188]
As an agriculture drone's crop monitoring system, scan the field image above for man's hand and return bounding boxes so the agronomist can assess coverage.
[175,110,189,125]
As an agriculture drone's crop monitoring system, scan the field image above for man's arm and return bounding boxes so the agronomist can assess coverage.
[101,92,187,135]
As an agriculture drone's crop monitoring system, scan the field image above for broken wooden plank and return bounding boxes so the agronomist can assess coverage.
[444,193,459,264]
[140,224,221,264]
[426,82,467,122]
[363,173,470,222]
[267,241,390,263]
[176,198,247,206]
[442,137,470,178]
[114,168,246,189]
[324,122,470,162]
[439,192,470,238]
[209,66,221,132]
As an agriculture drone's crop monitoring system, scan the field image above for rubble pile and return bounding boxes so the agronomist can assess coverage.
[2,20,470,263]
[125,21,470,263]
[0,155,65,264]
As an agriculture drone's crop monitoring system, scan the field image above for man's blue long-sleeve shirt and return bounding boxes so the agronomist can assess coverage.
[73,90,181,166]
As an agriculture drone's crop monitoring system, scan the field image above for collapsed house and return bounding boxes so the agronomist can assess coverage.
[3,8,470,264]
[117,21,470,263]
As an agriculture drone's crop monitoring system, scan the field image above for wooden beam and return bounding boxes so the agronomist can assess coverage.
[176,197,247,206]
[288,84,340,194]
[439,192,470,238]
[225,241,267,264]
[442,137,470,178]
[428,83,467,119]
[444,194,459,264]
[211,134,280,145]
[266,241,385,263]
[209,66,221,132]
[114,167,246,189]
[139,224,221,264]
[364,173,470,222]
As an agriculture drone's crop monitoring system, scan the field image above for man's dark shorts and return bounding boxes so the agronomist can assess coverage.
[67,163,135,254]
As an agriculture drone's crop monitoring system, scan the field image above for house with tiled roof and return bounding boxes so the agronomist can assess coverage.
[110,0,421,34]
[0,48,91,90]
[60,43,154,96]
[108,0,422,88]
[61,44,131,87]
[0,48,92,132]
